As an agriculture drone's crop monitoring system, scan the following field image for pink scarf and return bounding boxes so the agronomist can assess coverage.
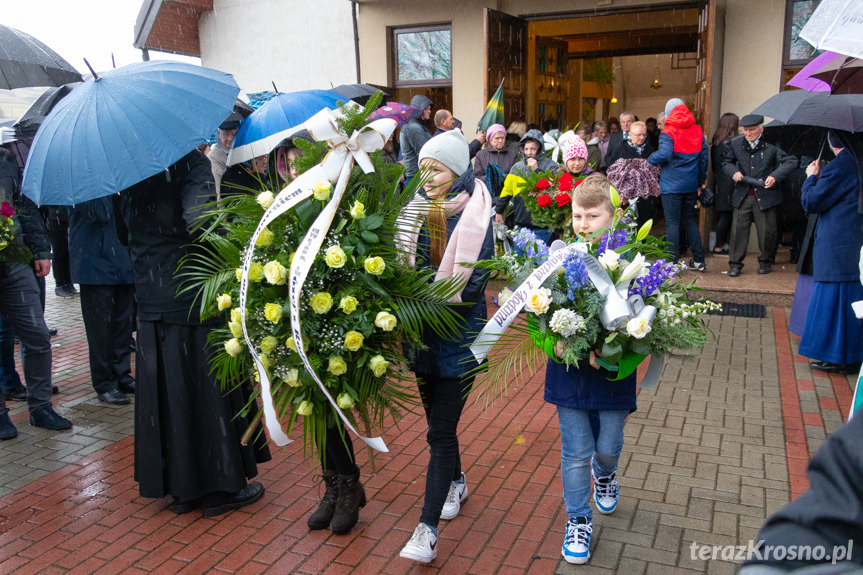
[396,179,492,302]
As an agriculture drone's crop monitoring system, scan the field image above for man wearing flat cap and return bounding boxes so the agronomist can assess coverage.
[209,116,241,199]
[721,114,797,276]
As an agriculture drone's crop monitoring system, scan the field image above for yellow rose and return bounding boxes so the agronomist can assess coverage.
[343,330,364,352]
[264,302,283,324]
[256,227,274,247]
[349,200,365,219]
[297,400,314,416]
[216,293,232,311]
[339,296,358,314]
[626,317,652,339]
[263,260,287,285]
[313,180,332,201]
[224,338,243,356]
[310,292,333,314]
[256,190,275,209]
[327,355,348,376]
[285,368,300,387]
[248,262,265,282]
[368,355,389,377]
[324,245,347,269]
[228,321,243,338]
[286,336,308,353]
[235,267,243,281]
[230,308,243,324]
[259,336,278,354]
[373,311,398,332]
[337,392,355,409]
[260,354,272,370]
[364,256,385,276]
[525,287,552,315]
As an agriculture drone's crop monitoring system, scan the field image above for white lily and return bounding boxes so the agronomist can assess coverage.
[617,253,647,286]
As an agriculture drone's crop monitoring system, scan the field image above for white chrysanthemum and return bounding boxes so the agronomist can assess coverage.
[549,309,585,338]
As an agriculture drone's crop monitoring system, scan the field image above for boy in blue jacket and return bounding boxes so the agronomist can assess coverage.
[548,174,638,564]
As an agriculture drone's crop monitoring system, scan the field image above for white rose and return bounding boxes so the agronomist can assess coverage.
[256,191,275,209]
[626,317,652,339]
[599,249,621,271]
[497,287,514,308]
[263,261,287,285]
[617,253,647,286]
[285,368,300,387]
[524,287,552,315]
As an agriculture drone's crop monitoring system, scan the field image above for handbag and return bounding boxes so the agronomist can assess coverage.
[699,186,715,208]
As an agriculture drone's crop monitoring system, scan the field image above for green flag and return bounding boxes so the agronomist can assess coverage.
[477,80,505,132]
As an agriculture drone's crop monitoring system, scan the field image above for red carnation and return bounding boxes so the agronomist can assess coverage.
[536,178,551,191]
[0,202,13,218]
[555,193,571,207]
[557,172,574,192]
[536,194,553,208]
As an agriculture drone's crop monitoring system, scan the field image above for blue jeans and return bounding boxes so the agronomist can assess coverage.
[661,192,704,264]
[557,407,629,520]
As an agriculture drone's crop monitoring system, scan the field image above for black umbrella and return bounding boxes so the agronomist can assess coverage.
[763,121,830,160]
[0,24,83,90]
[752,90,863,132]
[331,83,387,105]
[13,82,81,138]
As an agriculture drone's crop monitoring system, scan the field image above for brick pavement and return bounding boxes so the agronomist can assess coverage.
[0,276,856,574]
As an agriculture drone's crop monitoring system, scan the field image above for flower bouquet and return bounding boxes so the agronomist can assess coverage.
[0,201,33,265]
[606,158,661,200]
[518,169,588,233]
[469,189,718,402]
[180,94,466,455]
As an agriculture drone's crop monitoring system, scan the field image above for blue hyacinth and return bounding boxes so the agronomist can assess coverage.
[597,229,629,256]
[563,252,589,301]
[630,258,678,298]
[511,227,549,260]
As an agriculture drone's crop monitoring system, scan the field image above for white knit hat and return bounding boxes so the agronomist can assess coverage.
[418,129,470,175]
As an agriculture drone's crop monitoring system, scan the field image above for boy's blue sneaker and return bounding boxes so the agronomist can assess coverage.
[592,469,619,514]
[561,517,592,564]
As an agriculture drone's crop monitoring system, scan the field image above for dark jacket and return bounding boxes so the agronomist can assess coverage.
[412,168,495,380]
[801,149,863,283]
[647,105,709,195]
[605,131,626,167]
[607,138,656,167]
[710,140,735,212]
[473,146,519,181]
[0,148,50,261]
[721,134,797,211]
[400,95,434,179]
[544,359,637,411]
[496,130,559,228]
[115,150,215,316]
[69,196,133,285]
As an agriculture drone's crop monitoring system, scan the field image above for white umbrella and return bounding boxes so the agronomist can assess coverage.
[800,0,863,59]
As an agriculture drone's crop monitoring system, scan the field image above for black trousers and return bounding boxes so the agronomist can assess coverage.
[44,211,72,287]
[729,196,777,269]
[417,374,473,529]
[320,421,358,476]
[80,284,135,394]
[714,209,733,248]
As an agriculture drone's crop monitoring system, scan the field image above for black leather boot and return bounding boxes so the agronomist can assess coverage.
[307,471,339,530]
[330,471,366,534]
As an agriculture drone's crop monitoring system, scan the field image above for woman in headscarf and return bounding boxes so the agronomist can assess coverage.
[473,123,518,199]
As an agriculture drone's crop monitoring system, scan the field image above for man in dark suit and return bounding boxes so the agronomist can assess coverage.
[721,114,797,276]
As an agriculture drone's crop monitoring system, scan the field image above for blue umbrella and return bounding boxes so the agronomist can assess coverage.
[227,89,345,166]
[22,60,239,205]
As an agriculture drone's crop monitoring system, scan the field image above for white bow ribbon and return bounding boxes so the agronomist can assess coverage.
[543,130,577,164]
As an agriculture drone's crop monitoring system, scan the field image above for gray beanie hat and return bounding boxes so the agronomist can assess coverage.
[418,129,470,175]
[664,98,686,116]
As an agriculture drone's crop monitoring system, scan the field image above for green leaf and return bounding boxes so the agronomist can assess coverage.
[362,213,385,230]
[361,230,379,244]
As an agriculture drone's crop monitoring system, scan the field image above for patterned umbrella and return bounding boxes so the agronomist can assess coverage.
[369,101,414,126]
[606,158,661,200]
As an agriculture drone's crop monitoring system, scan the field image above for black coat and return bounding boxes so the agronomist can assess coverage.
[721,135,797,211]
[0,148,50,261]
[115,150,215,315]
[710,140,735,212]
[607,138,656,167]
[69,197,132,285]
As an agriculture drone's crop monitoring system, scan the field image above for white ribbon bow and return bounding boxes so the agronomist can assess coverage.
[543,130,577,164]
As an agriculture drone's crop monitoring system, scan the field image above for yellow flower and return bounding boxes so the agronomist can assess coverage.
[373,311,397,332]
[248,262,265,282]
[256,227,274,247]
[343,330,364,352]
[310,292,333,314]
[368,355,389,377]
[259,336,278,354]
[313,180,332,201]
[364,256,385,275]
[349,200,365,219]
[339,296,358,314]
[256,190,275,209]
[285,368,300,387]
[337,392,355,409]
[216,293,232,311]
[260,354,272,370]
[286,336,308,353]
[328,355,348,376]
[264,302,283,324]
[228,321,243,338]
[235,268,243,281]
[230,308,243,324]
[297,400,314,416]
[324,245,347,269]
[263,260,287,285]
[224,338,243,356]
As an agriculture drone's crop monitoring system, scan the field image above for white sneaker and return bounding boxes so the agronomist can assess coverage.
[440,473,468,520]
[561,518,592,564]
[592,469,619,514]
[400,523,437,563]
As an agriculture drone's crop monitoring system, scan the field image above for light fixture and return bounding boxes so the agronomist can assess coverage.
[611,95,618,104]
[650,55,662,90]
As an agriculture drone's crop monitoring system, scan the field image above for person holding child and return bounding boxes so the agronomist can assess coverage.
[546,173,638,565]
[395,129,495,563]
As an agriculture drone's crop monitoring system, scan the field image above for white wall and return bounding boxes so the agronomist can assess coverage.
[198,0,357,94]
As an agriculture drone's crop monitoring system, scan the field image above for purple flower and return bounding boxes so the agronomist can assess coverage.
[597,229,628,256]
[630,259,678,298]
[511,227,549,260]
[563,252,589,301]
